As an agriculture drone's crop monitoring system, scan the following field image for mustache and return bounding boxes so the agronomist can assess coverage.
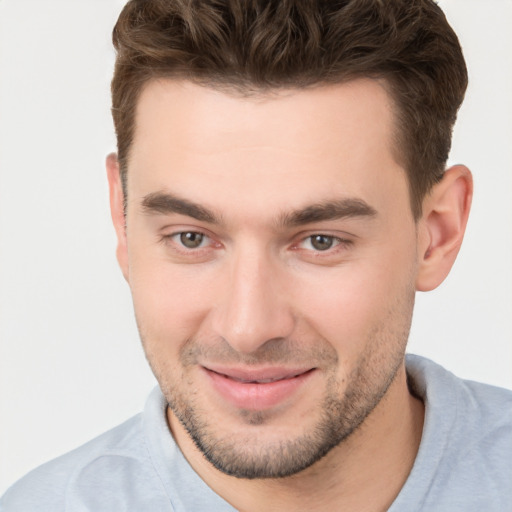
[180,336,338,367]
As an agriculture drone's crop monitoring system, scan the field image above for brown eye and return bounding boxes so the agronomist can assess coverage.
[179,232,205,249]
[310,235,335,251]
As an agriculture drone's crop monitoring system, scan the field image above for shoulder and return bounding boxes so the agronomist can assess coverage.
[401,355,512,511]
[0,414,148,511]
[406,353,512,422]
[407,354,512,450]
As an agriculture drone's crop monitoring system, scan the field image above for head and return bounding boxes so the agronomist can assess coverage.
[107,0,472,479]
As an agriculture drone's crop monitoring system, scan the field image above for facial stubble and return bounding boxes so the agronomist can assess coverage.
[139,287,414,480]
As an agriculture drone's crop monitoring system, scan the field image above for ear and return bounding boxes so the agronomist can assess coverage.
[106,153,129,281]
[416,165,473,291]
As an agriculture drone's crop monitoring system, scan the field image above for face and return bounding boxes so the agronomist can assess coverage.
[119,79,420,478]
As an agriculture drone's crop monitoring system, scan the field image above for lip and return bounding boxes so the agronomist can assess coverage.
[202,365,316,411]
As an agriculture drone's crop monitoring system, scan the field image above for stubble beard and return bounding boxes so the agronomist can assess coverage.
[140,292,414,480]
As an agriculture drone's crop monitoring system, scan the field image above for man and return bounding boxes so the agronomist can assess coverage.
[1,0,511,510]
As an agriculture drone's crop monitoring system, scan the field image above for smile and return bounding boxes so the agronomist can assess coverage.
[212,369,312,384]
[201,366,316,410]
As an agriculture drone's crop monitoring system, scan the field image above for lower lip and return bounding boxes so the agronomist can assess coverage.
[203,368,315,411]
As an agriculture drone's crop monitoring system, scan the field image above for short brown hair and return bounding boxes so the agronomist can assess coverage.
[111,0,467,219]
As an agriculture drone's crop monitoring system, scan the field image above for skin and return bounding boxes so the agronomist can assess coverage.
[107,78,472,511]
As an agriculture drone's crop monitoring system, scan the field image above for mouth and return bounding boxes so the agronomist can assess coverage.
[208,368,314,383]
[201,365,316,411]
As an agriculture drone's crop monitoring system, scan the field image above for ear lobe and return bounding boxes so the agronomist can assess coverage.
[416,165,473,291]
[106,153,129,281]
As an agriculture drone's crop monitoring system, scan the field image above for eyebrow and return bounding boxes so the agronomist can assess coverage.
[279,198,377,227]
[141,191,377,227]
[142,192,220,224]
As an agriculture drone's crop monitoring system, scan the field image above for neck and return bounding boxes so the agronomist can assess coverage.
[169,362,424,512]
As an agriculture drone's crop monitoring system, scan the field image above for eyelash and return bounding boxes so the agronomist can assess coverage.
[161,230,353,259]
[294,234,352,253]
[161,231,218,255]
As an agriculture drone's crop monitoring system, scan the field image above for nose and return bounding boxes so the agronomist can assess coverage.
[210,245,295,354]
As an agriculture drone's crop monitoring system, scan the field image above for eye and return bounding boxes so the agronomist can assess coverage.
[292,233,353,261]
[308,234,337,251]
[160,229,222,262]
[174,231,209,249]
[297,234,344,252]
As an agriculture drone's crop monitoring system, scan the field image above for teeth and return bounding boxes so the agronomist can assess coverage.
[214,369,309,383]
[231,374,300,384]
[234,377,280,383]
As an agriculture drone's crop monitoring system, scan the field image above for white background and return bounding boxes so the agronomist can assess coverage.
[0,0,511,495]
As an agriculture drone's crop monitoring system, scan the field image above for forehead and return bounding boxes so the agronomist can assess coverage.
[128,78,407,220]
[131,77,396,155]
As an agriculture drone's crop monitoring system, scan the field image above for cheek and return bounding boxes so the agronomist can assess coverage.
[294,252,416,354]
[127,248,217,346]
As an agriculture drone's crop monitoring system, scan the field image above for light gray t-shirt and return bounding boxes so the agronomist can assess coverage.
[2,355,511,511]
